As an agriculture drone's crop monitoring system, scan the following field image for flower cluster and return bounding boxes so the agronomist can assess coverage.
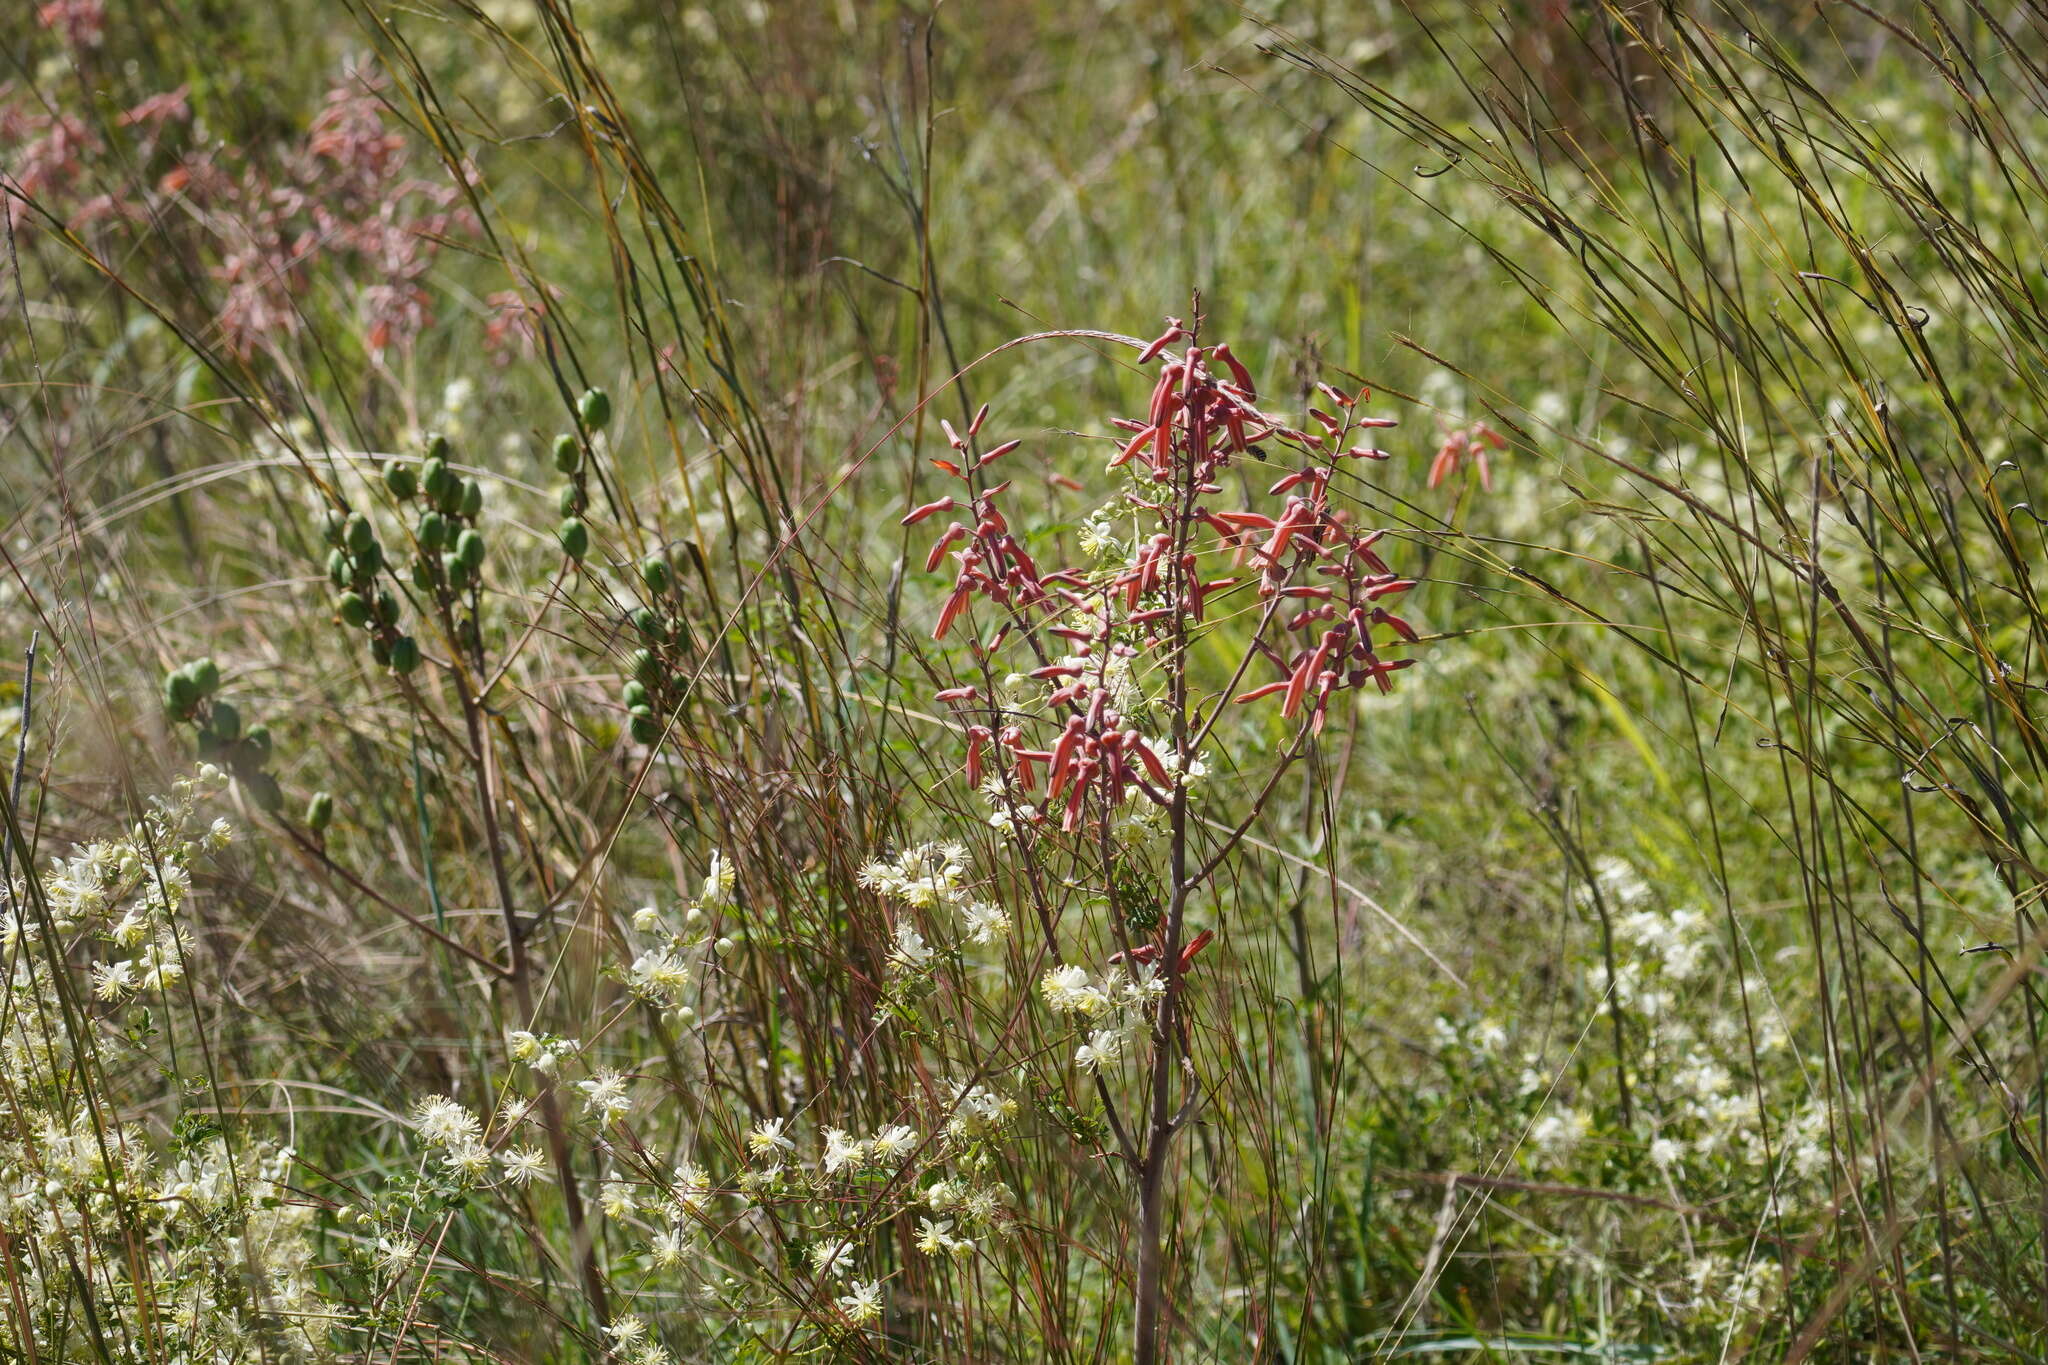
[1,770,330,1360]
[905,320,1420,853]
[1040,960,1169,1073]
[860,841,1014,967]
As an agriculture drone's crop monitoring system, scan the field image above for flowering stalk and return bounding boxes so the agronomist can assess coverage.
[904,308,1421,1362]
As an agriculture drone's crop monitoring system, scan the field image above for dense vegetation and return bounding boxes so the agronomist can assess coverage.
[5,2,2047,1360]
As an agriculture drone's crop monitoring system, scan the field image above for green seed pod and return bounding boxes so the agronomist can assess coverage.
[244,723,272,760]
[389,635,421,674]
[442,553,471,593]
[305,790,334,832]
[383,463,418,501]
[557,517,590,559]
[326,548,351,588]
[631,648,661,688]
[552,433,581,474]
[210,699,241,743]
[227,737,261,780]
[335,591,371,628]
[460,479,483,520]
[455,528,486,572]
[629,713,661,745]
[558,484,585,518]
[630,606,662,639]
[426,432,451,461]
[639,556,671,595]
[344,513,375,556]
[195,726,224,760]
[190,657,221,696]
[435,476,464,516]
[323,509,349,545]
[376,590,400,624]
[622,679,650,710]
[421,455,452,501]
[247,770,284,814]
[370,636,391,667]
[578,387,612,432]
[354,539,383,576]
[163,668,199,715]
[411,557,436,592]
[417,510,448,550]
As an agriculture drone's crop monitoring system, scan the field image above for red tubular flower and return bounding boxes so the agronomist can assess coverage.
[901,497,955,526]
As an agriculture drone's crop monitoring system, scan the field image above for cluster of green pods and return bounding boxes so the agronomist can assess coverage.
[162,657,284,811]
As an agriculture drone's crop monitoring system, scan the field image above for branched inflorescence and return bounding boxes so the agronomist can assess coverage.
[905,316,1419,836]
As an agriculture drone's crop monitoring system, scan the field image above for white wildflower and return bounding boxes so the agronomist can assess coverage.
[868,1124,918,1163]
[499,1148,550,1185]
[578,1069,633,1121]
[837,1278,883,1324]
[822,1128,867,1174]
[747,1117,795,1157]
